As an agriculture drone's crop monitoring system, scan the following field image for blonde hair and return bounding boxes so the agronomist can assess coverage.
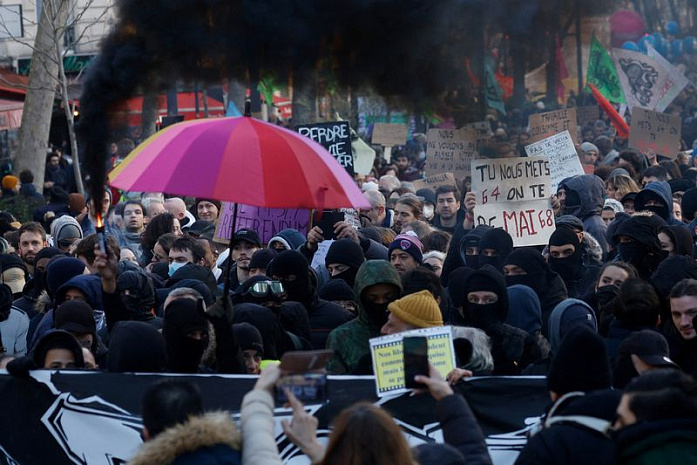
[606,175,640,200]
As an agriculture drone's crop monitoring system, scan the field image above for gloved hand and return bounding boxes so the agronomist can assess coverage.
[205,295,235,325]
[6,356,37,378]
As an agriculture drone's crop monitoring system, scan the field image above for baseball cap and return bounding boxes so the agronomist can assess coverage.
[232,229,261,247]
[620,330,679,369]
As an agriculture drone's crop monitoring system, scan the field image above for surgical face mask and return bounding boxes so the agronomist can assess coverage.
[423,205,435,220]
[169,262,186,277]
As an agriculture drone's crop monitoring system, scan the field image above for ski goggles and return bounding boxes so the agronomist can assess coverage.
[244,280,285,298]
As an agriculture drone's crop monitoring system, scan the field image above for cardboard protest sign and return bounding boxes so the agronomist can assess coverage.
[214,202,311,244]
[370,326,456,397]
[425,128,478,179]
[372,123,408,146]
[297,121,354,175]
[628,107,682,158]
[528,108,578,144]
[472,156,555,246]
[413,173,458,192]
[576,105,600,127]
[525,130,585,192]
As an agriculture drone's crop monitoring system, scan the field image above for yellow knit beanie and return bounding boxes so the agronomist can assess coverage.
[387,290,443,328]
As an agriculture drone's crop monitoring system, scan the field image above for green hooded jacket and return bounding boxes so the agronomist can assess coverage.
[326,260,402,374]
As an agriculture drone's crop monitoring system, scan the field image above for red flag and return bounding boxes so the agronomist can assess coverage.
[588,83,629,139]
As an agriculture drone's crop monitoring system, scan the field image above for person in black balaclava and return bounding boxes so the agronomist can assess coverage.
[233,274,311,350]
[547,226,600,299]
[106,321,167,373]
[13,247,64,318]
[477,228,514,271]
[503,248,568,337]
[459,265,543,375]
[458,224,491,270]
[324,238,365,288]
[116,270,159,326]
[162,298,210,373]
[612,215,665,280]
[267,250,353,350]
[440,224,490,287]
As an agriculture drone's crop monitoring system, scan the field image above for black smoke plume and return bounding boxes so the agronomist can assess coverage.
[78,0,494,203]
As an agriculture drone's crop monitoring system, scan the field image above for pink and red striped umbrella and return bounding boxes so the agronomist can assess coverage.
[109,115,369,210]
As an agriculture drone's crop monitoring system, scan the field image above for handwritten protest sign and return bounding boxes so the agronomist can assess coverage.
[628,107,682,159]
[413,173,458,192]
[297,121,354,175]
[372,123,408,147]
[472,156,555,246]
[576,105,600,127]
[525,130,585,192]
[425,128,478,179]
[370,326,456,397]
[214,202,311,245]
[529,108,578,144]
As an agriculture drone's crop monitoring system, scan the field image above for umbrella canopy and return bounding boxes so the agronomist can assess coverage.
[108,115,369,210]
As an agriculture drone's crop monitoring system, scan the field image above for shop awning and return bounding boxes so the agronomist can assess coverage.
[0,98,23,131]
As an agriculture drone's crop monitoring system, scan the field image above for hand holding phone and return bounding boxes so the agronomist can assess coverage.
[403,336,429,389]
[274,350,333,404]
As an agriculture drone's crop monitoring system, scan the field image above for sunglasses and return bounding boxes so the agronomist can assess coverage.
[244,281,285,298]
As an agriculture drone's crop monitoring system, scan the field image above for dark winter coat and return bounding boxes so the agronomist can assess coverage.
[564,175,609,254]
[614,418,697,465]
[435,394,493,465]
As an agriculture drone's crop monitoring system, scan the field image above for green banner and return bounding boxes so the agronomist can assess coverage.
[485,62,506,115]
[586,34,625,104]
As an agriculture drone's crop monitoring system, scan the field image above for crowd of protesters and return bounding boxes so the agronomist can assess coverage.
[0,97,696,462]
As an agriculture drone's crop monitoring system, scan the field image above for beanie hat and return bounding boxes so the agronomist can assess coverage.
[549,225,581,248]
[1,175,18,191]
[248,248,277,270]
[232,322,264,355]
[388,233,424,264]
[554,215,584,231]
[318,279,356,302]
[0,254,27,292]
[581,142,599,154]
[51,215,83,244]
[194,198,221,212]
[387,290,443,328]
[603,198,624,213]
[54,300,96,334]
[325,238,365,269]
[547,325,611,395]
[415,188,436,206]
[69,193,86,213]
[32,330,84,368]
[45,257,87,298]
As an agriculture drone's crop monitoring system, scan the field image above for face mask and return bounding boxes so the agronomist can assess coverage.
[331,267,359,289]
[168,262,185,277]
[423,205,434,220]
[548,255,582,281]
[468,303,501,330]
[562,204,583,218]
[362,301,390,327]
[643,204,668,220]
[465,254,479,270]
[618,242,644,267]
[479,255,503,270]
[596,285,619,310]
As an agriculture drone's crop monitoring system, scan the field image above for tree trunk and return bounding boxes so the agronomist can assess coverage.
[15,0,68,193]
[292,68,316,125]
[141,88,158,139]
[57,48,84,194]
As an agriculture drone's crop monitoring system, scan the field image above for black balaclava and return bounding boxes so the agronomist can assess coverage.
[116,270,156,320]
[638,191,669,221]
[503,247,551,295]
[267,250,313,305]
[547,226,583,282]
[162,298,209,374]
[613,216,663,279]
[324,238,365,288]
[477,228,514,271]
[107,321,167,373]
[29,247,64,297]
[461,265,508,331]
[458,225,490,270]
[562,188,582,218]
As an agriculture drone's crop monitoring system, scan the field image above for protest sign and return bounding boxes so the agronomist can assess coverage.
[425,128,478,179]
[528,108,578,143]
[0,371,548,465]
[297,121,354,175]
[310,239,334,270]
[413,172,458,192]
[576,105,600,127]
[214,202,311,244]
[370,326,456,397]
[646,44,690,113]
[371,122,408,146]
[472,156,555,246]
[628,107,682,158]
[525,130,585,192]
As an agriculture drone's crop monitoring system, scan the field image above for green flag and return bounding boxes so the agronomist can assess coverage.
[485,61,506,115]
[587,34,626,104]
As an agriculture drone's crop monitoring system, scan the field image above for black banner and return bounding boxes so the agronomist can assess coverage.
[0,373,547,465]
[296,121,355,175]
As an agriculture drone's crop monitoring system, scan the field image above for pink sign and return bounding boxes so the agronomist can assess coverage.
[214,202,311,244]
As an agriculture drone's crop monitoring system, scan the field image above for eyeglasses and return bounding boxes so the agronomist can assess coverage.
[244,281,285,298]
